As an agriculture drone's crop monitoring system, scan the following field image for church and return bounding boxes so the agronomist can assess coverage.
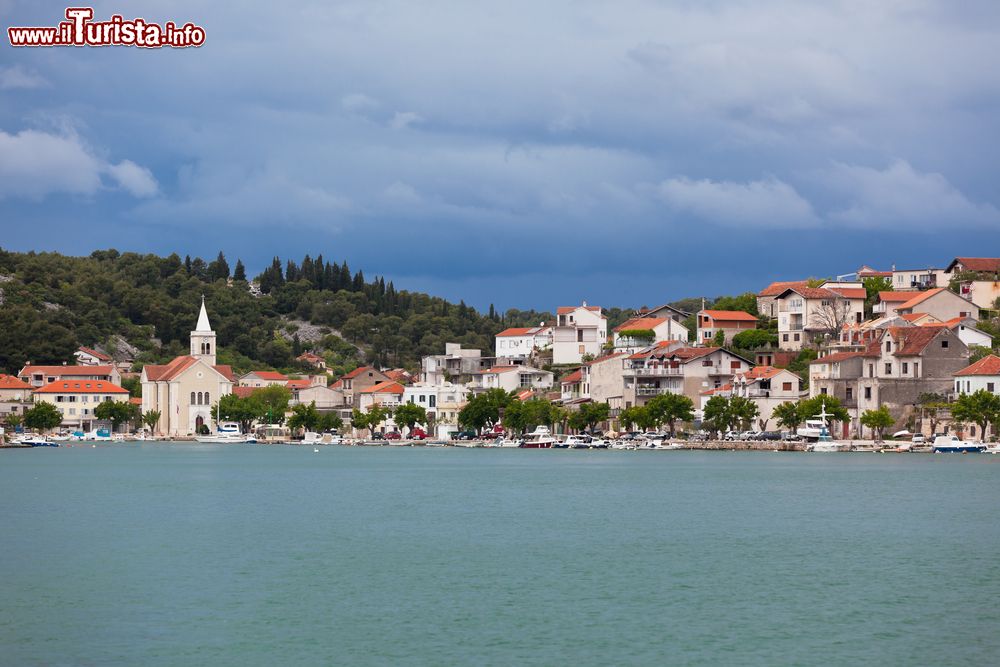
[141,298,236,436]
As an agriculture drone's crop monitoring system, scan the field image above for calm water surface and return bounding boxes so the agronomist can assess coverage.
[1,444,998,666]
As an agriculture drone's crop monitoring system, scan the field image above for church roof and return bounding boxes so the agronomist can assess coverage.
[143,356,233,383]
[193,296,213,333]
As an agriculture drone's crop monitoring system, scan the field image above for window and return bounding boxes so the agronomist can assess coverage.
[429,395,436,408]
[69,408,75,415]
[869,364,874,377]
[941,340,949,348]
[846,388,853,400]
[793,333,800,342]
[885,341,891,352]
[205,392,210,405]
[783,334,789,342]
[782,382,792,391]
[989,383,996,393]
[820,388,828,395]
[191,392,196,404]
[902,362,908,374]
[864,387,871,399]
[885,363,892,374]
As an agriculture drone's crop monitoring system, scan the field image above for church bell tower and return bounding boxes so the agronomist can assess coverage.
[190,296,217,366]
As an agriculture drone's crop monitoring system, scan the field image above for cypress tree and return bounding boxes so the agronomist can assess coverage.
[233,259,247,281]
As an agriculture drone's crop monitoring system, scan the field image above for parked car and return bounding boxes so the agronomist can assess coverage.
[452,430,477,441]
[911,434,926,444]
[384,431,402,440]
[370,432,385,440]
[758,431,782,441]
[410,428,428,440]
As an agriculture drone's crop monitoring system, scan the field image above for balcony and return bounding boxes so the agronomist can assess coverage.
[636,386,674,396]
[624,366,683,377]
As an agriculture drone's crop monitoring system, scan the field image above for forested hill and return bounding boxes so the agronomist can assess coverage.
[0,248,643,376]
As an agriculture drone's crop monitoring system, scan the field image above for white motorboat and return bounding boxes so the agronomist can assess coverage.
[520,426,556,449]
[983,443,1000,454]
[14,434,59,447]
[195,421,250,443]
[303,431,342,445]
[932,435,985,453]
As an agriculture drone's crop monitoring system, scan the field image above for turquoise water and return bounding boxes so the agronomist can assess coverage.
[1,445,999,666]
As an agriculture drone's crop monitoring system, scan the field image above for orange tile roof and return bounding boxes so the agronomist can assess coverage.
[296,352,324,362]
[614,317,668,332]
[888,326,947,356]
[758,280,809,297]
[947,257,1000,273]
[896,287,948,311]
[899,312,932,323]
[701,310,757,322]
[557,305,604,315]
[232,386,259,398]
[700,384,733,396]
[481,365,520,374]
[514,389,534,401]
[129,397,142,405]
[0,374,32,390]
[778,286,866,300]
[329,379,343,389]
[35,380,128,394]
[955,354,1000,377]
[743,366,783,380]
[360,381,404,395]
[247,370,288,381]
[286,379,312,389]
[585,352,626,365]
[214,365,236,382]
[21,364,115,377]
[341,366,374,379]
[143,356,199,382]
[77,346,112,361]
[878,291,924,302]
[561,370,583,384]
[384,369,412,383]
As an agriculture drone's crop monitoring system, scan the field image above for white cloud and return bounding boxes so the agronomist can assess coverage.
[658,176,819,228]
[0,128,158,199]
[341,93,380,113]
[825,159,1000,227]
[0,65,47,90]
[106,160,158,197]
[389,111,422,130]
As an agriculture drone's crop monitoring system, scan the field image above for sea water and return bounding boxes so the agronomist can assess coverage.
[1,444,998,666]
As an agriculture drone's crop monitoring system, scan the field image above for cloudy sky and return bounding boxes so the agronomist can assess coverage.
[2,1,999,310]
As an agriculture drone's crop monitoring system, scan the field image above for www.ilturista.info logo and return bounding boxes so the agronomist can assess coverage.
[8,7,205,48]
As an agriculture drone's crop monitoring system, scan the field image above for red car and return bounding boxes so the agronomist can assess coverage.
[410,428,428,440]
[384,431,402,440]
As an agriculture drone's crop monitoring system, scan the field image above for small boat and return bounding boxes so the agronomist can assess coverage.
[519,426,556,449]
[806,441,848,452]
[302,431,342,445]
[16,435,60,447]
[196,422,251,443]
[984,444,1000,454]
[932,435,985,453]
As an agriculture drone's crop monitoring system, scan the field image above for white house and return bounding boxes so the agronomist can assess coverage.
[894,288,978,323]
[612,317,688,352]
[700,366,806,429]
[553,303,607,364]
[774,286,866,350]
[402,382,470,438]
[953,355,1000,395]
[239,370,290,387]
[696,310,758,345]
[473,365,554,393]
[623,344,753,407]
[495,325,552,361]
[74,346,113,366]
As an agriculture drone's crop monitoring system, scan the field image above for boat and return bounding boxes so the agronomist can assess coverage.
[302,431,342,445]
[519,426,556,449]
[195,422,250,443]
[983,444,1000,454]
[932,435,985,453]
[796,419,828,441]
[15,435,60,447]
[806,441,848,452]
[256,424,291,444]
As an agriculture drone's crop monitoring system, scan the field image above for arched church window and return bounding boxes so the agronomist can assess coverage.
[191,391,196,405]
[205,391,210,405]
[197,391,203,405]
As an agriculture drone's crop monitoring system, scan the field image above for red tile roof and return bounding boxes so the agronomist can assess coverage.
[296,352,324,362]
[384,369,412,383]
[481,365,520,374]
[514,389,534,401]
[889,326,947,356]
[561,370,583,384]
[129,397,142,405]
[896,287,949,311]
[585,352,626,365]
[496,326,550,337]
[947,257,1000,273]
[701,310,757,322]
[899,312,933,323]
[143,356,199,382]
[341,366,375,380]
[878,291,924,303]
[35,380,128,394]
[214,365,236,382]
[758,280,809,297]
[700,384,733,396]
[743,366,782,380]
[360,381,404,395]
[614,317,668,332]
[778,286,867,300]
[21,364,115,377]
[0,374,32,390]
[286,379,312,389]
[232,386,259,398]
[77,346,112,361]
[954,354,1000,377]
[247,370,288,381]
[329,379,344,389]
[557,305,604,315]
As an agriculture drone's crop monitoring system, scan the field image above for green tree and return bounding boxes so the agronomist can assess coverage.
[646,393,695,436]
[618,405,651,432]
[860,406,895,442]
[728,396,760,430]
[255,385,292,425]
[950,389,1000,440]
[702,395,731,434]
[215,393,261,433]
[287,401,321,432]
[459,388,513,431]
[23,402,63,431]
[120,376,142,397]
[772,401,803,431]
[94,400,139,432]
[968,345,992,364]
[353,404,392,436]
[712,330,726,347]
[731,329,778,351]
[4,413,23,430]
[141,410,161,433]
[710,292,759,316]
[797,396,850,433]
[317,411,343,433]
[504,398,557,434]
[394,402,428,434]
[233,259,247,282]
[862,276,893,315]
[207,251,231,282]
[567,402,610,433]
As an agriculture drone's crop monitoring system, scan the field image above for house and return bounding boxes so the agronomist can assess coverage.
[920,317,993,349]
[633,303,689,325]
[953,355,1000,396]
[944,257,1000,308]
[287,377,344,410]
[402,382,470,438]
[339,366,390,407]
[357,381,405,412]
[894,288,977,323]
[560,369,584,402]
[421,343,494,384]
[473,365,554,393]
[140,298,237,436]
[874,291,926,317]
[296,352,327,371]
[699,366,805,429]
[0,374,34,422]
[18,363,122,388]
[757,280,809,318]
[495,325,553,361]
[891,266,947,291]
[553,303,607,364]
[855,326,968,436]
[33,379,130,430]
[856,266,893,280]
[612,317,688,353]
[384,369,414,385]
[774,285,866,350]
[809,351,866,432]
[696,310,757,345]
[582,352,627,406]
[622,344,753,407]
[74,346,112,366]
[239,370,289,388]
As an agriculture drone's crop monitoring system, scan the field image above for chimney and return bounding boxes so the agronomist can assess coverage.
[582,300,587,307]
